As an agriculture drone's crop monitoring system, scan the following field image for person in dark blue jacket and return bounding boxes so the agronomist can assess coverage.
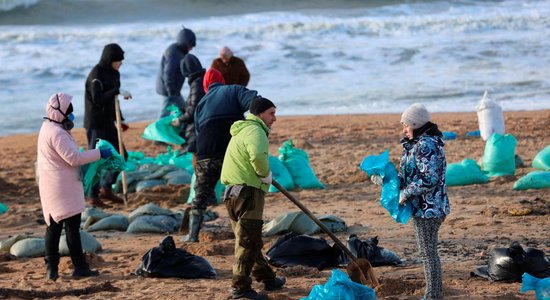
[156,27,196,118]
[182,68,258,243]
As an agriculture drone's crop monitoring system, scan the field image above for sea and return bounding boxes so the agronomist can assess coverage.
[1,0,549,136]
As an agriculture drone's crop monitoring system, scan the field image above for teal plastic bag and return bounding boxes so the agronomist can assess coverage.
[142,106,185,145]
[532,145,550,171]
[82,139,126,196]
[187,173,225,205]
[446,159,489,186]
[268,155,295,193]
[0,203,7,215]
[360,150,412,224]
[483,133,517,177]
[301,269,376,300]
[279,140,325,189]
[520,273,550,300]
[513,171,550,190]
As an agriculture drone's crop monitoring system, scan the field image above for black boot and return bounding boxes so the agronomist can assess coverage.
[45,255,59,281]
[181,210,204,243]
[71,254,99,278]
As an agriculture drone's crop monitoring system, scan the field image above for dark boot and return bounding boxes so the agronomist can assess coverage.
[45,255,59,281]
[264,276,286,291]
[99,187,124,204]
[181,210,204,243]
[71,254,99,278]
[86,197,111,208]
[232,289,268,300]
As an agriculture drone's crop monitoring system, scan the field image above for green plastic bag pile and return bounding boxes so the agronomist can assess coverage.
[532,145,550,171]
[268,155,295,193]
[82,139,126,196]
[142,105,185,145]
[278,140,325,189]
[483,133,517,177]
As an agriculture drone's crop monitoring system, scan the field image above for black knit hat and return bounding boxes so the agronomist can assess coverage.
[250,97,276,115]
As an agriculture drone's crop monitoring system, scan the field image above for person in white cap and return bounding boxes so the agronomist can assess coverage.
[372,103,450,300]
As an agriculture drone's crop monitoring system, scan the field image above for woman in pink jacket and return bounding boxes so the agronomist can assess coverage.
[37,92,112,281]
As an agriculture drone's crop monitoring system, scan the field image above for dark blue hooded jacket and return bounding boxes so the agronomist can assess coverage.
[155,28,196,97]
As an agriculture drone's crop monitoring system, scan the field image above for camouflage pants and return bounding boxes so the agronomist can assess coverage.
[192,158,223,211]
[225,186,275,292]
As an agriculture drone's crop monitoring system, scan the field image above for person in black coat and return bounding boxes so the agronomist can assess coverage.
[171,53,205,155]
[84,43,131,207]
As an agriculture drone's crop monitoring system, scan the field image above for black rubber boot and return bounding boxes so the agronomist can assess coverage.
[45,255,59,281]
[232,289,268,300]
[71,254,99,278]
[182,210,204,243]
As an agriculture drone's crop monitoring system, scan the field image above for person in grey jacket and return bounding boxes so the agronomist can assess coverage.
[156,27,196,118]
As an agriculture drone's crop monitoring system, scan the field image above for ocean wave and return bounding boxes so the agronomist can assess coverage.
[0,0,38,12]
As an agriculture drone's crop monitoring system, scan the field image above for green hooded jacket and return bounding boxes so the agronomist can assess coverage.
[221,114,271,192]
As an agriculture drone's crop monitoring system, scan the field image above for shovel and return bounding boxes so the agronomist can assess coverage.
[271,180,380,287]
[114,95,128,205]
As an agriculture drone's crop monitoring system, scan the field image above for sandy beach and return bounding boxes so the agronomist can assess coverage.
[0,110,549,299]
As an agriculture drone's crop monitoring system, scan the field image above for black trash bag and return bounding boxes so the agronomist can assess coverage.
[346,234,402,267]
[472,242,550,281]
[266,233,342,270]
[134,236,217,279]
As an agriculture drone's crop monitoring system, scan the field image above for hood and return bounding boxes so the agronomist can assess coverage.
[177,28,196,49]
[46,92,73,122]
[182,54,203,77]
[203,68,225,92]
[98,43,125,69]
[230,114,269,136]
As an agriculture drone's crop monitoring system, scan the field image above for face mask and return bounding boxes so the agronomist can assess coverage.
[43,94,74,131]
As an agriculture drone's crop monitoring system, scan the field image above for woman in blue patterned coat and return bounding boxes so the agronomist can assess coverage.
[398,103,450,300]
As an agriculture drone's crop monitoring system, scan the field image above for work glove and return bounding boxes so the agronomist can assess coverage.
[170,117,181,127]
[370,175,383,186]
[121,122,129,132]
[99,148,113,159]
[119,89,132,100]
[260,171,272,184]
[399,190,407,205]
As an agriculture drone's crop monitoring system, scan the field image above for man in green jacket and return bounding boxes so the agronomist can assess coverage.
[221,97,285,300]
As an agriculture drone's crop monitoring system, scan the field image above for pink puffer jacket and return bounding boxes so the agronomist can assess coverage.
[37,93,100,225]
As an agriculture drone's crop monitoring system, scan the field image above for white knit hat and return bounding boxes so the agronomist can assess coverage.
[401,103,431,129]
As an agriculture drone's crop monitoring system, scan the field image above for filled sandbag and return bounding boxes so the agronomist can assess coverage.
[268,155,295,193]
[59,230,101,255]
[532,145,550,171]
[360,150,412,224]
[476,91,505,141]
[135,236,216,279]
[446,159,489,186]
[135,179,167,192]
[262,211,347,237]
[278,140,325,190]
[164,169,192,185]
[513,171,550,190]
[86,214,129,232]
[128,203,179,223]
[10,238,45,257]
[127,215,181,234]
[0,235,27,252]
[483,133,517,177]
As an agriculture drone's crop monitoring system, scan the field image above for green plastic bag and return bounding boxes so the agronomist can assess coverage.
[483,133,517,177]
[446,159,489,186]
[279,140,325,189]
[268,155,295,193]
[83,139,126,196]
[187,173,225,205]
[532,145,550,171]
[142,105,185,145]
[513,171,550,190]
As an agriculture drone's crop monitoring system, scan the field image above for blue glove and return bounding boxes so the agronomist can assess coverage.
[99,148,112,159]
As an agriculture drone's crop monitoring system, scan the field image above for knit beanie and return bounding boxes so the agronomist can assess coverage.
[401,103,431,129]
[250,97,276,115]
[203,68,225,93]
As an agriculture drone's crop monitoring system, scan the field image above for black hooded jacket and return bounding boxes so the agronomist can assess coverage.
[84,43,124,130]
[178,54,205,153]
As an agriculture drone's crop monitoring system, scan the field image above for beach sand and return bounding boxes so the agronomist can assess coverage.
[0,110,549,299]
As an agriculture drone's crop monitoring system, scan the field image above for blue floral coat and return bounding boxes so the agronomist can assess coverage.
[399,133,450,218]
